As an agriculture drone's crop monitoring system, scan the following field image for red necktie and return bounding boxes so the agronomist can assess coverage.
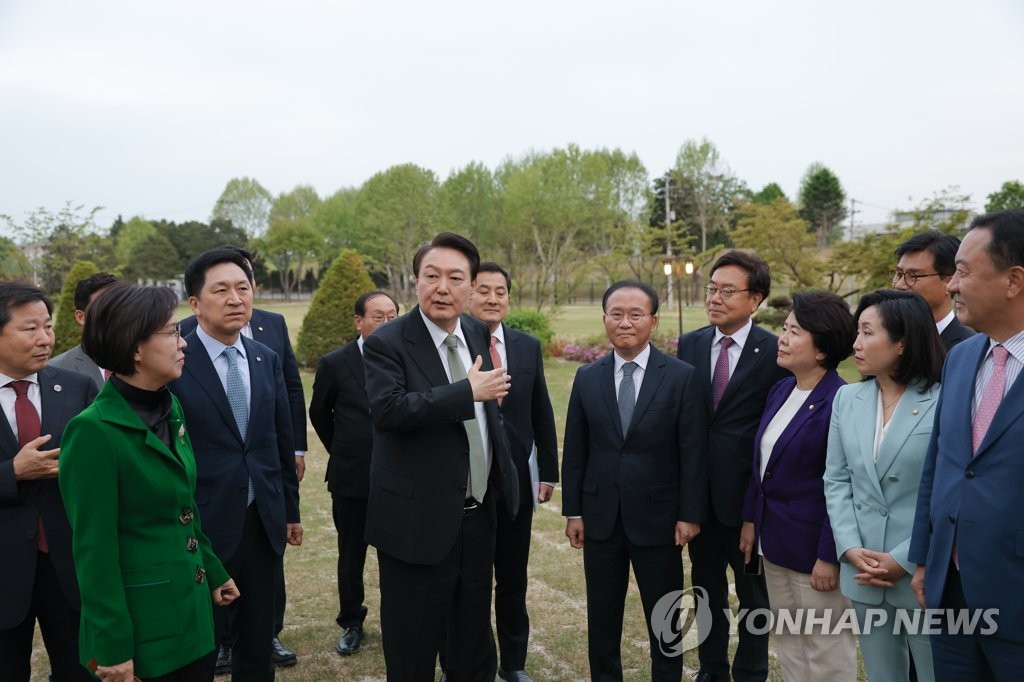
[712,337,734,411]
[9,380,47,553]
[490,336,504,407]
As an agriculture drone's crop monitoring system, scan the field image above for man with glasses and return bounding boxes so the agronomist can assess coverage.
[309,290,399,657]
[677,251,789,682]
[893,230,976,351]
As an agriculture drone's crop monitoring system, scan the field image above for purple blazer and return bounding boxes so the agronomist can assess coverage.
[741,370,844,574]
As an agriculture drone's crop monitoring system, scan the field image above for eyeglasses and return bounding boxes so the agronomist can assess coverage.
[704,285,750,300]
[153,323,182,341]
[605,311,651,323]
[367,313,398,324]
[888,269,943,287]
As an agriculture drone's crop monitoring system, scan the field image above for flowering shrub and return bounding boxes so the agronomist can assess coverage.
[552,334,680,364]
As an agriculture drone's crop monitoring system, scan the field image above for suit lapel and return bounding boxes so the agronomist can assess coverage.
[241,336,267,447]
[875,383,936,478]
[342,341,365,387]
[695,328,715,416]
[974,346,1024,460]
[94,382,185,470]
[850,382,887,500]
[403,307,450,388]
[718,325,772,412]
[38,367,70,439]
[630,346,665,434]
[597,354,623,441]
[181,340,242,445]
[767,373,836,464]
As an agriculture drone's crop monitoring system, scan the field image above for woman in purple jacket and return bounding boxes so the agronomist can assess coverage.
[739,292,857,681]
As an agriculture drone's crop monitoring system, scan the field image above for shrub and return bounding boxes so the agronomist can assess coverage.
[504,308,554,345]
[296,249,375,368]
[52,260,99,356]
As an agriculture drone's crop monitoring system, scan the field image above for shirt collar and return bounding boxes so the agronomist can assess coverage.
[419,309,466,350]
[986,328,1024,364]
[195,324,246,363]
[0,372,39,387]
[714,318,753,349]
[936,309,955,335]
[357,336,365,354]
[614,343,651,374]
[491,323,506,346]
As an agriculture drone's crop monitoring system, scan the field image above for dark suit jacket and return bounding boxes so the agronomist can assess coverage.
[169,333,300,562]
[182,309,306,451]
[939,315,976,352]
[678,323,790,527]
[309,339,371,499]
[910,334,1024,641]
[0,366,98,629]
[49,343,104,389]
[561,346,706,546]
[499,324,559,502]
[741,371,844,574]
[362,309,518,565]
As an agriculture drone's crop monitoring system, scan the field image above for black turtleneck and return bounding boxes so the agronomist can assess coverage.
[110,376,174,449]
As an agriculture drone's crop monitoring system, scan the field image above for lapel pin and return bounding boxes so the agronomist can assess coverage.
[912,408,919,415]
[258,326,264,332]
[256,356,262,363]
[808,404,814,409]
[754,348,760,353]
[53,384,62,392]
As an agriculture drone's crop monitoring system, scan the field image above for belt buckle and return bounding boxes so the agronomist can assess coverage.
[463,499,481,516]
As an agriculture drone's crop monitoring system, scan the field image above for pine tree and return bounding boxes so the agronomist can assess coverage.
[53,260,99,355]
[296,249,375,367]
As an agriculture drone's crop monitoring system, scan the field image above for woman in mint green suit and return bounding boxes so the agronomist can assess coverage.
[825,290,944,682]
[59,285,238,682]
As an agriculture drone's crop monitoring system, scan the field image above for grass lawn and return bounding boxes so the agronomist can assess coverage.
[33,300,869,680]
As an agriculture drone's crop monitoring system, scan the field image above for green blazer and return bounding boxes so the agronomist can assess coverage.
[58,380,230,678]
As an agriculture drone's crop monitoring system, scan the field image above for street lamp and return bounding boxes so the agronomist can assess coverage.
[662,257,683,335]
[684,258,694,307]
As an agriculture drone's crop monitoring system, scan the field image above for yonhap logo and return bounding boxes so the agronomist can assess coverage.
[651,586,713,657]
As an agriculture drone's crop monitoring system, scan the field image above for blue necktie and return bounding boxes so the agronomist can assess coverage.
[223,347,255,505]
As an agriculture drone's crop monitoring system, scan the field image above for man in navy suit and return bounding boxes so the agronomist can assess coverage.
[0,282,98,681]
[170,248,302,682]
[467,263,558,682]
[363,232,519,682]
[180,245,307,669]
[910,209,1024,679]
[562,280,706,682]
[309,290,398,657]
[50,272,119,389]
[893,230,976,351]
[676,251,789,682]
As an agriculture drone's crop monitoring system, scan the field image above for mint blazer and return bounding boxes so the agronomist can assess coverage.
[58,381,230,678]
[824,379,939,608]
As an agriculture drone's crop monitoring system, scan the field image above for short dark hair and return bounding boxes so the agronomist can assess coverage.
[412,232,481,279]
[894,230,960,277]
[0,282,52,332]
[854,289,943,389]
[219,244,256,265]
[710,250,771,301]
[602,280,659,316]
[968,209,1024,271]
[354,291,400,317]
[478,262,512,290]
[73,272,119,312]
[82,284,178,377]
[184,248,253,297]
[790,291,855,370]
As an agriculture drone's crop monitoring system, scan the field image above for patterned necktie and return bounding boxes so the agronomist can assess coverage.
[445,335,488,501]
[618,361,637,436]
[490,335,503,407]
[712,336,735,411]
[222,347,255,505]
[9,380,47,552]
[973,344,1009,453]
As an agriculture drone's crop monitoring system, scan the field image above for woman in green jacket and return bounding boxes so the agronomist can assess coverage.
[59,284,238,682]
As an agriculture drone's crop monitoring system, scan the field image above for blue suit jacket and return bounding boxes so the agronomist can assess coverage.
[910,334,1024,640]
[741,371,844,574]
[828,379,938,608]
[561,346,707,546]
[169,333,299,562]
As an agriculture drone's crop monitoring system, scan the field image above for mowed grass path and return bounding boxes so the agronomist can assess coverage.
[34,301,866,681]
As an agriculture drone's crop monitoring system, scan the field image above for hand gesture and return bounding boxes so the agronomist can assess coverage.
[467,356,510,402]
[12,435,58,480]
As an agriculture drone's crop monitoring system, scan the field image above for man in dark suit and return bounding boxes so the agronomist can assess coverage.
[0,282,98,681]
[467,263,558,682]
[49,272,119,389]
[362,232,519,682]
[893,230,976,351]
[170,248,302,682]
[180,245,307,669]
[562,280,705,682]
[677,251,789,682]
[309,290,399,656]
[910,210,1024,679]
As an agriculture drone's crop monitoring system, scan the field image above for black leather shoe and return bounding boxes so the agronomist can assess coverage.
[214,645,231,675]
[694,673,722,682]
[498,670,534,682]
[271,637,297,667]
[336,625,363,655]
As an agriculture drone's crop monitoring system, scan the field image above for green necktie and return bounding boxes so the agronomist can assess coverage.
[444,334,488,501]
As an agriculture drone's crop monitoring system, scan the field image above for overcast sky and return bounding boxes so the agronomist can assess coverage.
[2,0,1022,235]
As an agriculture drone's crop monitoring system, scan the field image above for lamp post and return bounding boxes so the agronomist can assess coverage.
[663,257,683,335]
[684,258,694,307]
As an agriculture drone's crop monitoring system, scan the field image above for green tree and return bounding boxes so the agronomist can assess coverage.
[159,218,251,268]
[114,216,157,271]
[673,138,746,254]
[985,180,1024,213]
[211,177,273,237]
[296,249,375,367]
[0,236,32,280]
[751,183,788,205]
[730,199,824,290]
[259,186,323,299]
[53,260,99,355]
[798,163,847,247]
[123,232,183,281]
